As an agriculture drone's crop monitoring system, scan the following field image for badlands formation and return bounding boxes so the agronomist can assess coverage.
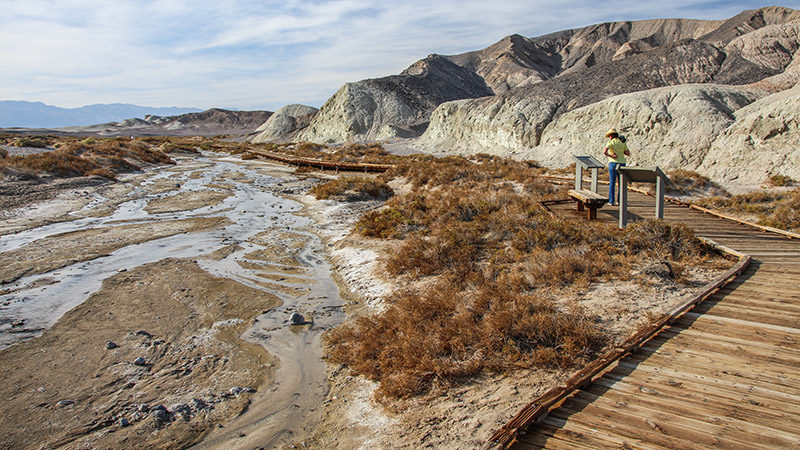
[254,6,800,188]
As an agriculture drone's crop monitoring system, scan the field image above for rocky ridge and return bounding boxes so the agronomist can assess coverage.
[251,104,318,143]
[295,56,492,142]
[255,6,800,187]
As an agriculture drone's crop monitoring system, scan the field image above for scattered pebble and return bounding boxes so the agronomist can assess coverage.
[119,418,130,427]
[56,400,74,407]
[105,341,118,349]
[133,357,147,366]
[117,268,128,273]
[290,312,305,325]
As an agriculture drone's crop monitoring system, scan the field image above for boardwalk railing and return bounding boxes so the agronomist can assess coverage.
[481,239,751,450]
[243,149,396,173]
[545,174,800,239]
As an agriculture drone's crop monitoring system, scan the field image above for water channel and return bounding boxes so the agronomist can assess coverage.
[0,153,345,448]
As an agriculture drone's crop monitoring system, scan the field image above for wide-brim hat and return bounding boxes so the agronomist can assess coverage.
[605,128,618,138]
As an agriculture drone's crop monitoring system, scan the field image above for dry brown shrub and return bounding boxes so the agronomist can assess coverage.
[700,188,800,232]
[665,169,728,196]
[0,137,175,179]
[355,207,408,238]
[327,152,717,399]
[9,136,49,148]
[767,174,794,187]
[310,177,393,201]
[87,167,117,180]
[326,277,607,399]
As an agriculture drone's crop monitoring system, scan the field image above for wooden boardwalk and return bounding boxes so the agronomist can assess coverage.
[507,190,800,450]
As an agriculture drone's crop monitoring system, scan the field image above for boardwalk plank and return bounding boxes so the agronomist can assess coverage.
[507,191,800,450]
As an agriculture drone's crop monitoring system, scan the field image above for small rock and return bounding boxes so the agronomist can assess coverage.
[150,409,169,422]
[135,330,152,338]
[56,400,74,407]
[191,398,208,410]
[119,418,130,427]
[133,357,147,366]
[289,312,305,325]
[228,387,245,395]
[138,403,150,412]
[117,268,128,273]
[170,403,189,414]
[106,341,118,349]
[11,320,25,327]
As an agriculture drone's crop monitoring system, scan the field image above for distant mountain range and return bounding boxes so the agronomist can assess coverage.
[0,101,202,128]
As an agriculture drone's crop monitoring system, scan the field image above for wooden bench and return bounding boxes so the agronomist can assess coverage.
[568,189,608,220]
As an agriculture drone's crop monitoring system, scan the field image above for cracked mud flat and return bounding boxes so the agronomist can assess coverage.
[0,154,344,449]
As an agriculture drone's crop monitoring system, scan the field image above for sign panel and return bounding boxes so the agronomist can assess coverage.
[573,155,605,169]
[618,166,666,184]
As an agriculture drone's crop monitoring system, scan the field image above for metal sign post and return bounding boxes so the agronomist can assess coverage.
[617,166,669,228]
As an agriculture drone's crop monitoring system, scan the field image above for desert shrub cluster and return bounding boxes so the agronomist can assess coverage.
[695,188,800,232]
[259,141,403,166]
[326,155,711,399]
[767,174,795,187]
[310,176,394,201]
[665,169,728,196]
[0,136,176,181]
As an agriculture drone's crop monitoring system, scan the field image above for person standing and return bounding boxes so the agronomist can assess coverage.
[603,128,629,205]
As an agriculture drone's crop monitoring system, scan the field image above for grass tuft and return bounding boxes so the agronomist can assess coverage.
[767,174,794,187]
[695,188,800,232]
[310,177,393,201]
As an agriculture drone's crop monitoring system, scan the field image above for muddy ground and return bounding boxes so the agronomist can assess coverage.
[0,151,731,450]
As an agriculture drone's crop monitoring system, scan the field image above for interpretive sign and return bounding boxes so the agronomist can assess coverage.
[572,155,605,192]
[618,166,669,228]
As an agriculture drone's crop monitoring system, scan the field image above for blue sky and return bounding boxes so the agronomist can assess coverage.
[1,1,797,111]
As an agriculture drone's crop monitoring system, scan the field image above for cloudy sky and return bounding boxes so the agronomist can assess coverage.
[2,1,797,111]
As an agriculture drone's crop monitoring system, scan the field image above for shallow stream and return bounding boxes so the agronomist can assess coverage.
[0,153,345,448]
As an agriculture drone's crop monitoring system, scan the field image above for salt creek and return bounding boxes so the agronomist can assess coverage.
[0,153,345,448]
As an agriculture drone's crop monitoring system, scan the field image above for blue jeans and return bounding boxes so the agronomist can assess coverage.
[608,162,626,205]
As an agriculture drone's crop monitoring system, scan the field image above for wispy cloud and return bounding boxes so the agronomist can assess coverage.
[1,0,796,110]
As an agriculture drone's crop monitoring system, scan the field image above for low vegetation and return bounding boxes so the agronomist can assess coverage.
[695,188,800,232]
[0,135,176,181]
[8,136,51,148]
[255,141,404,165]
[767,174,795,187]
[326,155,712,399]
[310,176,393,201]
[665,169,728,196]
